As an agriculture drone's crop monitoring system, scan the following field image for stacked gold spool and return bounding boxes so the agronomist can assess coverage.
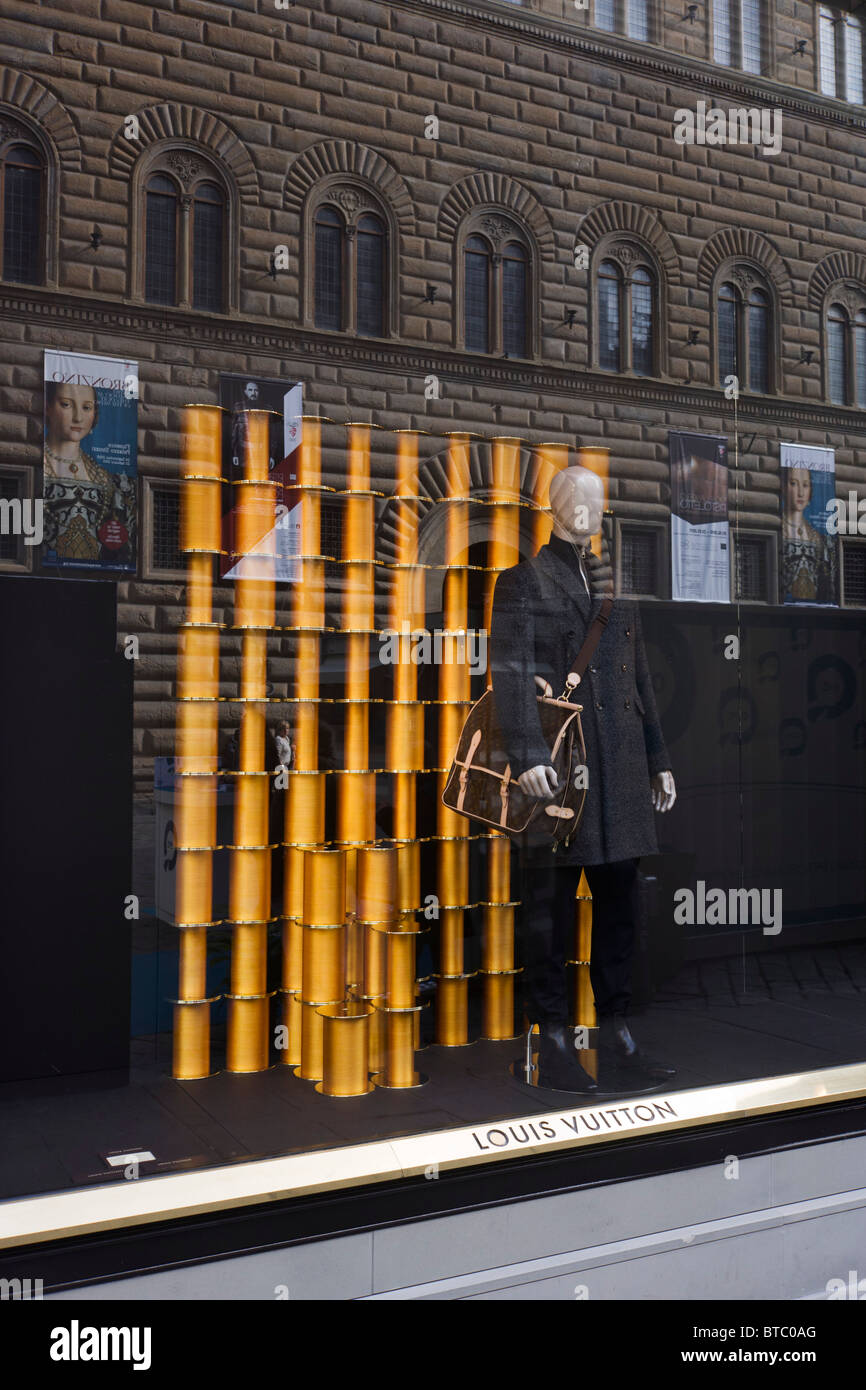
[387,431,423,953]
[172,405,224,1080]
[226,411,277,1073]
[296,847,350,1083]
[354,844,425,1089]
[477,437,526,1041]
[279,417,326,1068]
[433,432,475,1045]
[170,414,598,1089]
[337,422,378,994]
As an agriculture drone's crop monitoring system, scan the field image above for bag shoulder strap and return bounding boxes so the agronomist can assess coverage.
[571,597,614,679]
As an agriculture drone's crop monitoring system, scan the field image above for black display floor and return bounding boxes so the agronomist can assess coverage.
[2,941,865,1204]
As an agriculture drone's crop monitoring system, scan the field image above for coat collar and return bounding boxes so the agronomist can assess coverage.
[533,542,601,621]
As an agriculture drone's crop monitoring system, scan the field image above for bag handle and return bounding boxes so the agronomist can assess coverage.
[562,597,614,693]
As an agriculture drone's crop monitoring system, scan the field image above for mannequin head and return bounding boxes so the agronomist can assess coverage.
[548,466,604,545]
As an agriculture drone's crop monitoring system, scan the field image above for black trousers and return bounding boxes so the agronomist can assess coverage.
[516,847,639,1025]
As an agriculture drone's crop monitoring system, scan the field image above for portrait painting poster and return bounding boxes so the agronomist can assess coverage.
[42,350,138,572]
[218,374,303,582]
[780,442,837,606]
[669,431,730,602]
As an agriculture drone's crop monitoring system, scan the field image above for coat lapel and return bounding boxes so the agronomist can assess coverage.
[533,543,592,621]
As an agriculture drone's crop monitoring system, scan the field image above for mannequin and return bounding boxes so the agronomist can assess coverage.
[490,465,676,1092]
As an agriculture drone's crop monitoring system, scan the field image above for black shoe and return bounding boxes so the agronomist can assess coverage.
[536,1022,598,1093]
[601,1012,677,1081]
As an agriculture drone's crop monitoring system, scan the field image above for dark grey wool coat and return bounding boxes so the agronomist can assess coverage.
[489,540,671,865]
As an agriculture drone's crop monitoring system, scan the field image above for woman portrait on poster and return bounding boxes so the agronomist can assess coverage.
[782,466,836,604]
[43,382,118,563]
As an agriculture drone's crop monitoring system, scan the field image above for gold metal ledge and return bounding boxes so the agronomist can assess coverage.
[1,1062,864,1250]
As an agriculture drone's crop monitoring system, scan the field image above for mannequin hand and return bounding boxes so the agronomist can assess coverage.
[651,770,676,813]
[518,764,559,799]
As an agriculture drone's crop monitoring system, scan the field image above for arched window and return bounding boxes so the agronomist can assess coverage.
[827,303,849,404]
[0,140,44,285]
[145,175,178,306]
[458,217,533,358]
[501,240,527,357]
[856,311,866,408]
[356,212,385,338]
[630,265,654,376]
[464,234,491,353]
[143,159,228,312]
[824,299,866,407]
[192,181,224,313]
[314,205,343,330]
[747,286,770,394]
[598,259,621,370]
[595,254,657,375]
[715,274,773,392]
[311,194,390,337]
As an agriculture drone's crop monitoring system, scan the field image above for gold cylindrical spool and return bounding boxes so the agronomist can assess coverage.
[282,906,303,986]
[172,1001,212,1080]
[345,915,364,992]
[182,406,223,480]
[482,970,520,1040]
[176,700,219,773]
[386,928,417,1010]
[393,773,415,844]
[177,626,220,699]
[229,846,271,923]
[177,924,208,1000]
[355,845,397,922]
[344,497,374,564]
[291,559,324,629]
[182,475,222,554]
[577,446,609,559]
[439,907,465,977]
[367,1002,386,1073]
[438,838,469,908]
[186,553,214,623]
[316,1003,372,1097]
[175,851,213,927]
[382,1010,418,1088]
[231,921,268,997]
[302,923,346,1003]
[226,994,270,1073]
[303,847,346,926]
[175,774,217,850]
[278,988,303,1067]
[385,702,424,771]
[336,770,376,844]
[487,834,511,904]
[234,772,269,847]
[297,996,341,1082]
[532,442,569,550]
[436,975,469,1046]
[364,922,387,998]
[395,839,420,911]
[482,904,515,972]
[344,631,371,716]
